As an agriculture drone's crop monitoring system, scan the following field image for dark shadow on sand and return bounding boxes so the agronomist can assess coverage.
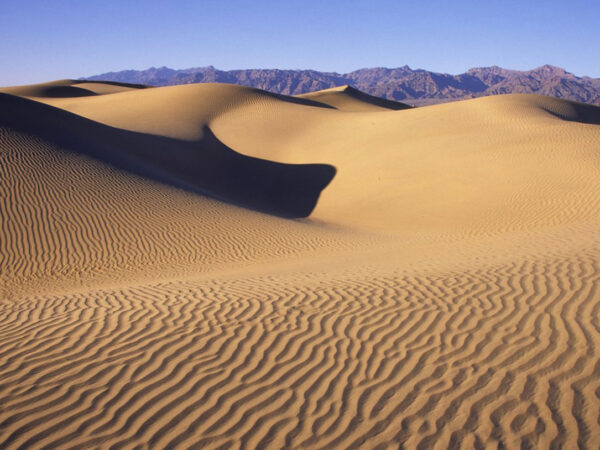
[336,85,413,110]
[541,100,600,125]
[41,86,101,98]
[0,93,336,218]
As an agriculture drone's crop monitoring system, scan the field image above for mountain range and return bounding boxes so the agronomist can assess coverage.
[85,65,600,106]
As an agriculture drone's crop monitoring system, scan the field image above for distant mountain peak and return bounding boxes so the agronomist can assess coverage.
[467,65,509,72]
[535,64,565,71]
[531,64,571,77]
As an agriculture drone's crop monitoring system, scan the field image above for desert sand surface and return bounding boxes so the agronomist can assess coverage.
[1,79,600,449]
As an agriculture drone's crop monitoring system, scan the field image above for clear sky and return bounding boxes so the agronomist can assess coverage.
[1,0,598,86]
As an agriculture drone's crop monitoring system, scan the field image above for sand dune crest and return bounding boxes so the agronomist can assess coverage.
[298,84,412,112]
[0,79,148,98]
[0,93,335,218]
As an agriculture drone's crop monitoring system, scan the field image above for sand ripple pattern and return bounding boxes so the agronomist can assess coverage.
[0,127,359,297]
[1,252,599,449]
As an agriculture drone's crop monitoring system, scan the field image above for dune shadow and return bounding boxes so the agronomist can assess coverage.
[259,90,337,109]
[336,85,413,110]
[541,100,600,125]
[42,86,100,98]
[0,93,336,218]
[74,80,150,90]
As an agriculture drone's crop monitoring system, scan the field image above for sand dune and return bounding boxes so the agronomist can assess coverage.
[297,85,412,112]
[0,93,335,218]
[1,81,600,448]
[0,79,147,98]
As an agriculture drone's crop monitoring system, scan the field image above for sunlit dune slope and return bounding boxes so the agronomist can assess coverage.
[210,91,600,234]
[2,81,600,449]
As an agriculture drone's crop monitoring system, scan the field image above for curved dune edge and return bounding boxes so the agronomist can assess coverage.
[0,79,149,97]
[2,81,600,448]
[298,84,413,111]
[0,93,336,218]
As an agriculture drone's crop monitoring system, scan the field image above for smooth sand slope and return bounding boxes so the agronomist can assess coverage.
[1,80,600,449]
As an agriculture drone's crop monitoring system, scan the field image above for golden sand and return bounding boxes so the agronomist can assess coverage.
[1,79,600,448]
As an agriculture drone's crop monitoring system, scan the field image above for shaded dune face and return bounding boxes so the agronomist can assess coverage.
[538,99,600,125]
[0,79,149,97]
[298,85,412,112]
[30,85,100,98]
[0,93,335,218]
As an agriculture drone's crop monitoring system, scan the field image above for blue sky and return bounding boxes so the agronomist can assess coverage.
[1,0,598,86]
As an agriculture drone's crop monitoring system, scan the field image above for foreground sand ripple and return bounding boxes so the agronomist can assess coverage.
[1,253,599,448]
